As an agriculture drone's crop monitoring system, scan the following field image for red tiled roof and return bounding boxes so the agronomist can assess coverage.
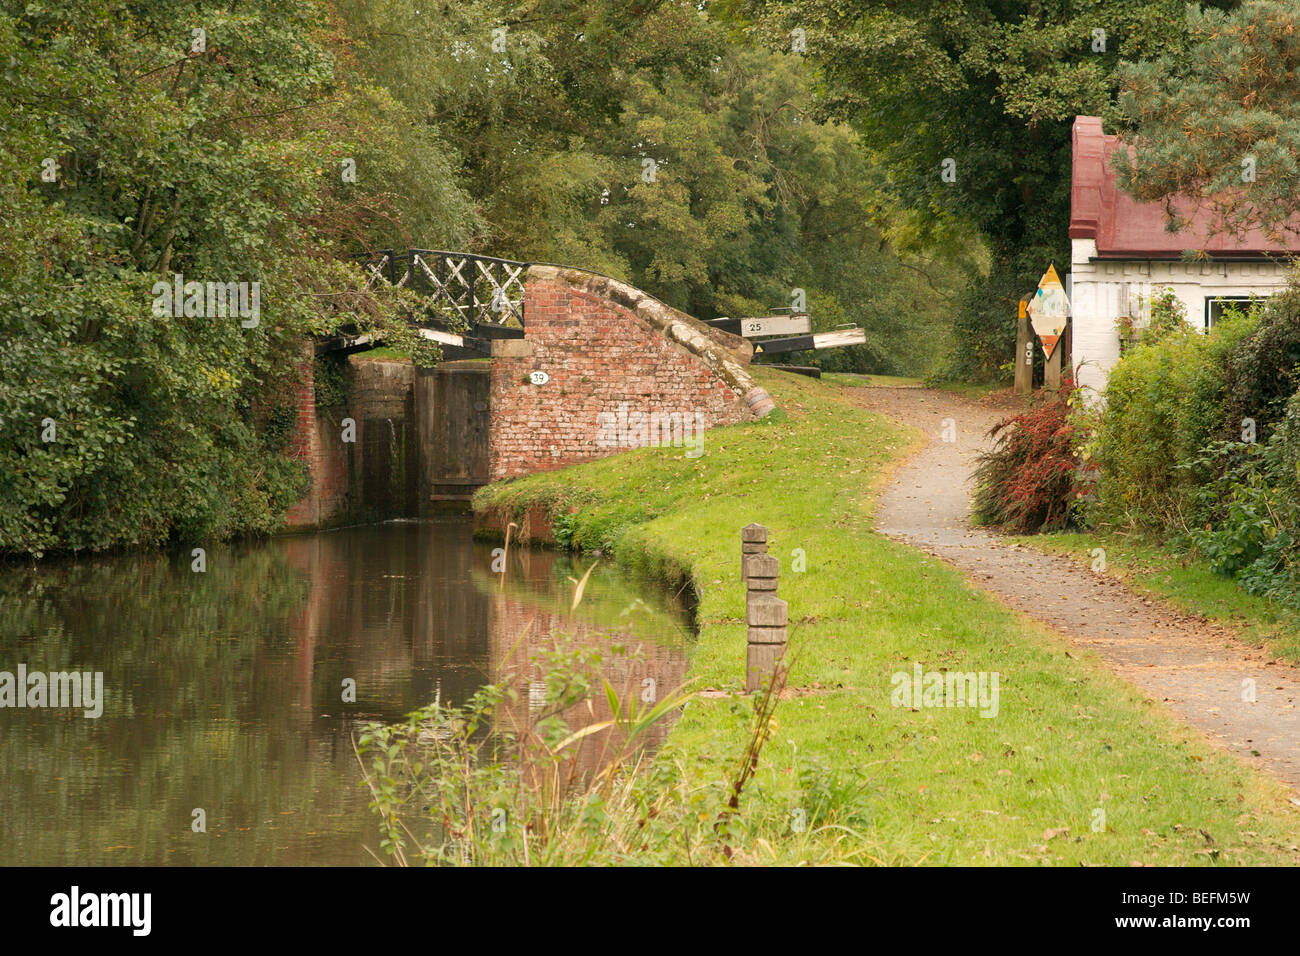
[1069,115,1300,258]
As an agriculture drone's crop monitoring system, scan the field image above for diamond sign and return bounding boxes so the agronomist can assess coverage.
[1027,263,1071,359]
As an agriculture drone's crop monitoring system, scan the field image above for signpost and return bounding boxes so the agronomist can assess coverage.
[1027,263,1072,390]
[1014,295,1033,395]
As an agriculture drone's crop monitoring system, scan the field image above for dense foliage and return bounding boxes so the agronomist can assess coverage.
[1087,306,1257,531]
[1114,1,1300,241]
[338,0,983,375]
[1,0,974,557]
[739,0,1236,379]
[1220,284,1300,442]
[0,0,438,556]
[1085,272,1300,609]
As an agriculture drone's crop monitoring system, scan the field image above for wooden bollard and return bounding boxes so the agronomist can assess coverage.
[743,532,787,693]
[741,523,768,585]
[1014,295,1034,395]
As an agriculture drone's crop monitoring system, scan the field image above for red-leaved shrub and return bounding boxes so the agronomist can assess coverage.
[971,380,1085,534]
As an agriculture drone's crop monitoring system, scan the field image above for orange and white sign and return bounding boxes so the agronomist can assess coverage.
[1027,264,1071,359]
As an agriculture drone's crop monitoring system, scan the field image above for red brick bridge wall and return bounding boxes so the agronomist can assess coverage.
[488,265,775,480]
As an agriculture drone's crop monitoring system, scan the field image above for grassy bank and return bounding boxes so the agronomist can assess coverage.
[818,372,923,388]
[473,369,1300,864]
[1012,532,1300,665]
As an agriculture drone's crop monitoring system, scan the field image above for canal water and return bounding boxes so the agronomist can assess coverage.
[0,517,691,866]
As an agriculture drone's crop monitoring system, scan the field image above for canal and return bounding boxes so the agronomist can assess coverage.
[0,517,691,865]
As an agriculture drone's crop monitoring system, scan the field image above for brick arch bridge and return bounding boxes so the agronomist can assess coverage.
[286,251,776,526]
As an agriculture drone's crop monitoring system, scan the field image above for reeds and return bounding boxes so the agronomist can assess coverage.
[353,561,798,865]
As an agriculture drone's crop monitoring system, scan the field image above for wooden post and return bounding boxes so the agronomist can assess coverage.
[1044,335,1062,391]
[1015,296,1034,395]
[742,524,787,693]
[741,523,767,584]
[1060,318,1073,386]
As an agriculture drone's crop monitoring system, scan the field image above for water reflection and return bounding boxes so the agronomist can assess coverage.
[0,518,690,866]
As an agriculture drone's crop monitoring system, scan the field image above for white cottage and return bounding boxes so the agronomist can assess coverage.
[1069,115,1299,394]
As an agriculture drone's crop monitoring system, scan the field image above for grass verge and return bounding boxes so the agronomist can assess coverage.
[473,369,1300,864]
[819,372,924,388]
[1011,531,1300,665]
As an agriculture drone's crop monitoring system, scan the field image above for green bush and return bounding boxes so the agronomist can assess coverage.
[1185,443,1284,577]
[1185,421,1300,609]
[1221,279,1300,442]
[0,2,439,557]
[1270,389,1300,499]
[1118,287,1188,347]
[1087,272,1300,606]
[1174,304,1260,470]
[1089,307,1259,532]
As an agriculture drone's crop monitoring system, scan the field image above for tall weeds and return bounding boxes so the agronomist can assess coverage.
[354,565,800,865]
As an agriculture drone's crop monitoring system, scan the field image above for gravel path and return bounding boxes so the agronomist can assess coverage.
[852,385,1300,790]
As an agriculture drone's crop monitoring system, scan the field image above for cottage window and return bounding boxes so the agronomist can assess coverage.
[1203,296,1261,330]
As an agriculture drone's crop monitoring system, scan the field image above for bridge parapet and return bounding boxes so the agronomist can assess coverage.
[488,265,776,480]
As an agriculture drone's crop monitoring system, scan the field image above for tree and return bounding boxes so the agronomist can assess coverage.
[1113,1,1300,243]
[0,0,988,558]
[738,0,1235,378]
[0,0,435,555]
[342,0,974,373]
